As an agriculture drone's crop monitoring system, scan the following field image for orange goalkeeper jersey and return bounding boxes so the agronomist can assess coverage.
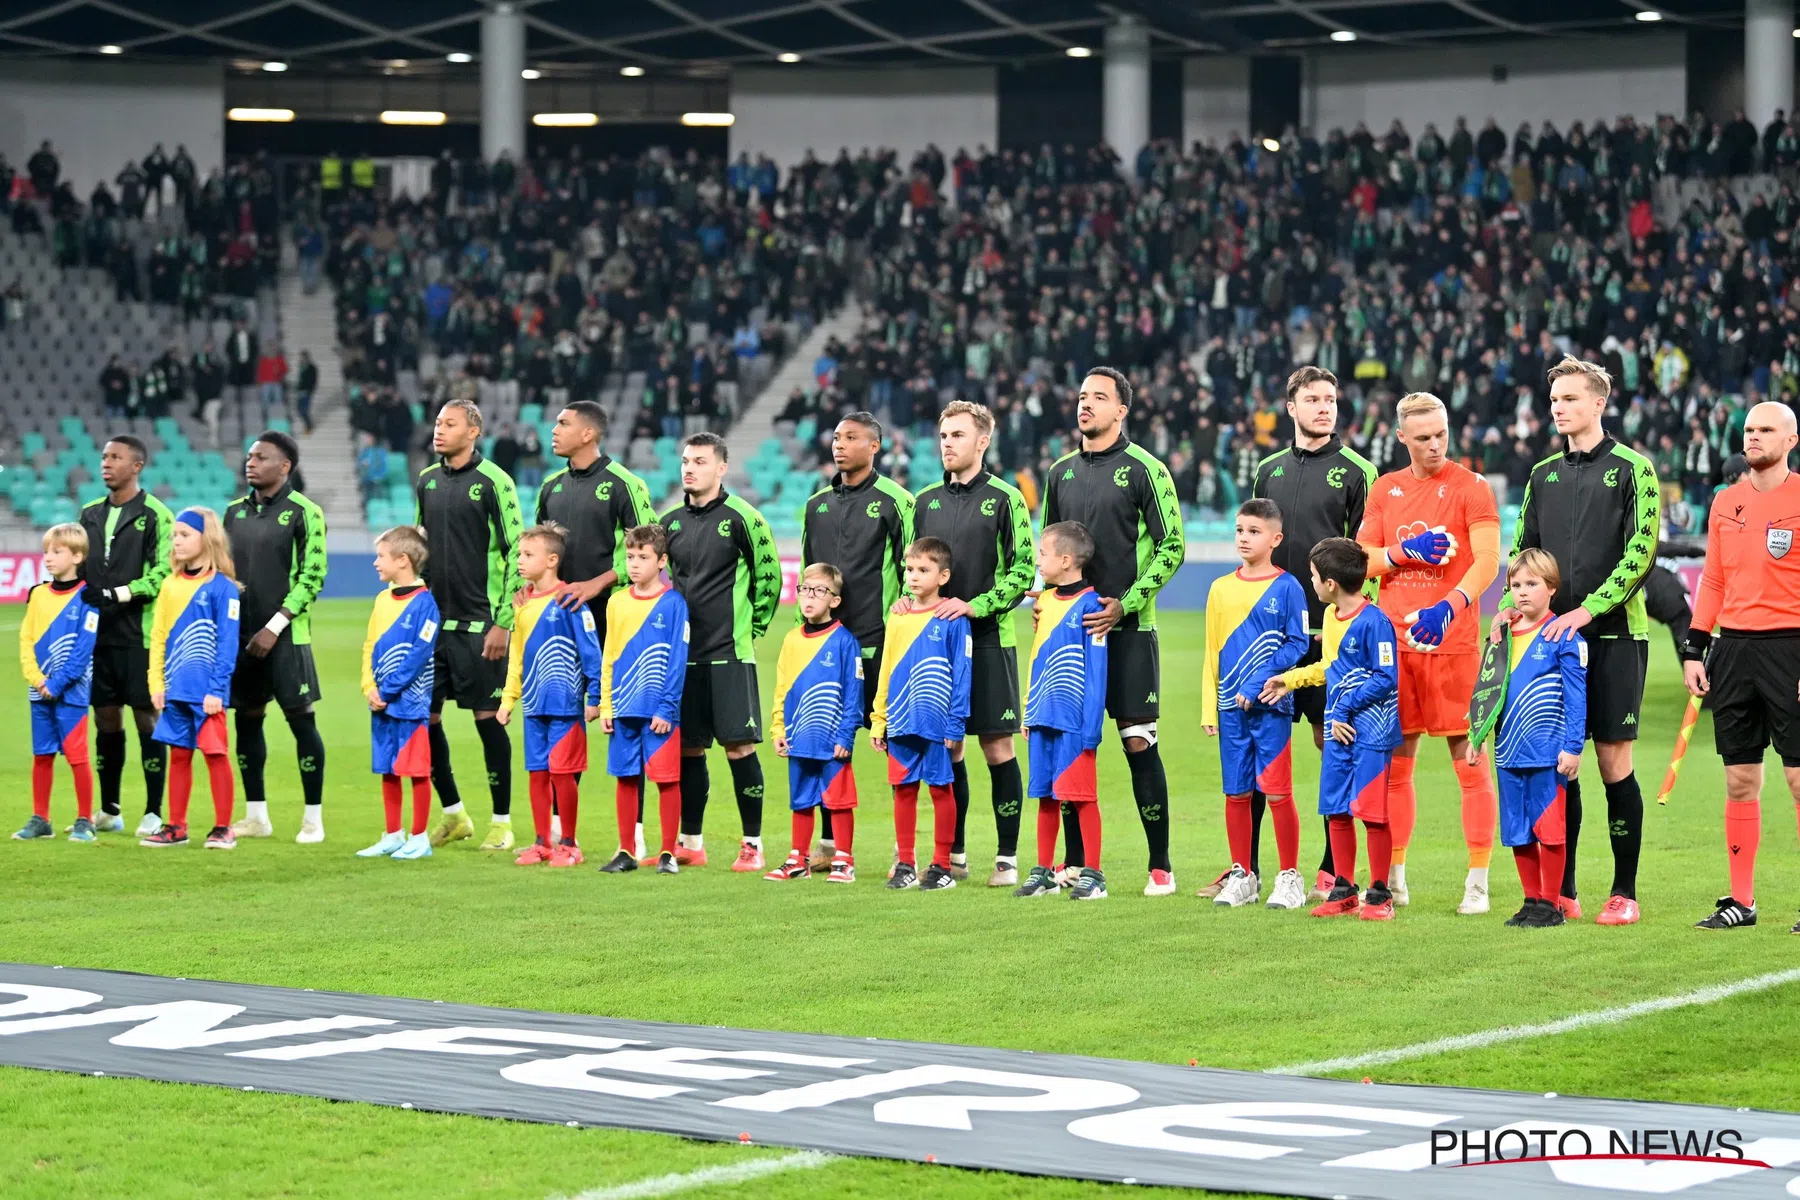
[1357,460,1499,656]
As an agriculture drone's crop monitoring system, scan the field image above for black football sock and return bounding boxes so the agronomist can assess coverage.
[138,723,166,816]
[820,805,834,842]
[96,728,127,815]
[1561,778,1583,900]
[428,720,462,810]
[728,754,764,840]
[474,716,511,818]
[1126,743,1172,873]
[1061,801,1084,868]
[1317,816,1335,877]
[1605,773,1644,900]
[990,758,1023,858]
[950,756,970,856]
[287,711,326,809]
[1248,789,1267,877]
[680,755,709,836]
[235,712,267,808]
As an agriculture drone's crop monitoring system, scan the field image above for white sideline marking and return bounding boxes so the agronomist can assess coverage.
[561,1150,833,1199]
[1268,966,1800,1076]
[561,968,1800,1195]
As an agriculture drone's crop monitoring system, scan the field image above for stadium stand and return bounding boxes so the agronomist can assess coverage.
[0,147,285,531]
[325,147,864,529]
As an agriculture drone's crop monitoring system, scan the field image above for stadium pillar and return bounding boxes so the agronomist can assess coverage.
[1103,16,1151,171]
[1745,0,1795,129]
[481,2,526,164]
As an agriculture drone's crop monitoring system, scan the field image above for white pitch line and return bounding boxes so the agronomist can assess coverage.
[1268,965,1800,1076]
[561,1150,834,1200]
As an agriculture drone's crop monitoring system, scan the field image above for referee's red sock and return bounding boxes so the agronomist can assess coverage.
[381,774,403,834]
[893,783,919,867]
[552,773,579,845]
[409,777,431,835]
[1513,843,1542,901]
[1035,798,1060,869]
[1225,792,1253,868]
[70,759,93,821]
[1726,798,1761,907]
[32,755,53,819]
[929,783,954,869]
[1268,794,1300,872]
[1076,800,1102,871]
[527,771,553,844]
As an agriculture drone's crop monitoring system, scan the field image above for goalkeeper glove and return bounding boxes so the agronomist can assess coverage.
[1390,525,1457,566]
[1405,600,1456,651]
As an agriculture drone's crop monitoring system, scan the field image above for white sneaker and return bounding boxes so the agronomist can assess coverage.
[135,812,163,837]
[1054,865,1082,889]
[232,814,274,838]
[1390,864,1410,907]
[295,816,325,845]
[987,861,1018,888]
[1214,865,1260,907]
[1143,868,1177,896]
[550,814,563,841]
[356,831,405,858]
[1457,875,1489,915]
[1265,867,1307,910]
[94,812,125,834]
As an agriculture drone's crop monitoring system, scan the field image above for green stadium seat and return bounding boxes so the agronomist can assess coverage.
[21,433,48,459]
[519,403,544,426]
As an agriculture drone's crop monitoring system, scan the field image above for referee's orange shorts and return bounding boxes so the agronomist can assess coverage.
[1397,651,1477,737]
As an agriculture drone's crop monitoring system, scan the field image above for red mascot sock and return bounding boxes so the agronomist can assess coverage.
[1514,843,1543,901]
[1225,792,1253,869]
[831,808,855,856]
[32,755,53,819]
[1537,840,1566,903]
[381,774,402,834]
[1268,794,1299,873]
[1077,801,1102,871]
[204,753,233,827]
[168,748,193,827]
[1365,821,1392,889]
[1036,798,1060,869]
[792,808,815,858]
[71,759,93,821]
[657,783,680,854]
[1327,814,1358,887]
[893,782,919,866]
[613,777,638,852]
[929,783,955,869]
[410,777,432,835]
[552,774,579,845]
[527,771,553,844]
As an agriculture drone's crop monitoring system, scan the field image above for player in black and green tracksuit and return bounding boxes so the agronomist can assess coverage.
[1251,434,1375,882]
[535,435,654,641]
[1042,426,1186,880]
[416,440,524,841]
[1508,433,1660,908]
[799,413,914,860]
[227,433,330,837]
[663,461,781,856]
[913,461,1035,869]
[80,435,173,828]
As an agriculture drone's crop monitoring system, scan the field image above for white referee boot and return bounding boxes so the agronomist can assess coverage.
[295,807,325,844]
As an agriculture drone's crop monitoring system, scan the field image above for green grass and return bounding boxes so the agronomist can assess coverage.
[2,602,1797,1199]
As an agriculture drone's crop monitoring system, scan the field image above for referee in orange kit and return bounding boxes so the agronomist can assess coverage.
[1683,401,1800,932]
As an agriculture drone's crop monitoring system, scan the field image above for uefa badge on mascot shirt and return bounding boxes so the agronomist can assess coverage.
[1769,527,1792,560]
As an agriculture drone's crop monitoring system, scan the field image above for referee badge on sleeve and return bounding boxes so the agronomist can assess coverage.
[1768,527,1792,560]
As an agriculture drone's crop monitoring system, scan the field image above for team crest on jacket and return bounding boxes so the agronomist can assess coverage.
[1769,528,1793,560]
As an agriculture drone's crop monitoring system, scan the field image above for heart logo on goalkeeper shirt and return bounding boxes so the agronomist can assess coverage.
[1397,520,1432,541]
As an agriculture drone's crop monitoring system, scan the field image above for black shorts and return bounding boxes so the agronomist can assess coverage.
[1708,632,1800,767]
[682,661,763,749]
[230,636,322,712]
[91,643,152,710]
[431,628,508,712]
[1105,627,1161,723]
[859,647,882,730]
[1291,635,1326,727]
[1585,637,1649,744]
[967,638,1022,737]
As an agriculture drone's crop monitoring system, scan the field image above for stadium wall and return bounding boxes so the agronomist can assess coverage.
[1302,34,1686,140]
[1183,57,1252,148]
[728,67,998,179]
[0,60,224,199]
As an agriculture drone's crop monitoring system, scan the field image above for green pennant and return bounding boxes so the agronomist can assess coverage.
[1467,626,1512,752]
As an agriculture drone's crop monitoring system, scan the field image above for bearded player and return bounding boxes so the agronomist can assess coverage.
[1357,391,1502,913]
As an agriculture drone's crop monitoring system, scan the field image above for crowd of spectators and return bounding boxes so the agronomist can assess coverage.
[1,140,284,320]
[763,109,1800,533]
[323,143,865,485]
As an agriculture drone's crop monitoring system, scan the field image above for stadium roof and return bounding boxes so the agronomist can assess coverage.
[0,0,1749,69]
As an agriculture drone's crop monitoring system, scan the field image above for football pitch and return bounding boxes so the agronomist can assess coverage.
[3,601,1798,1199]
